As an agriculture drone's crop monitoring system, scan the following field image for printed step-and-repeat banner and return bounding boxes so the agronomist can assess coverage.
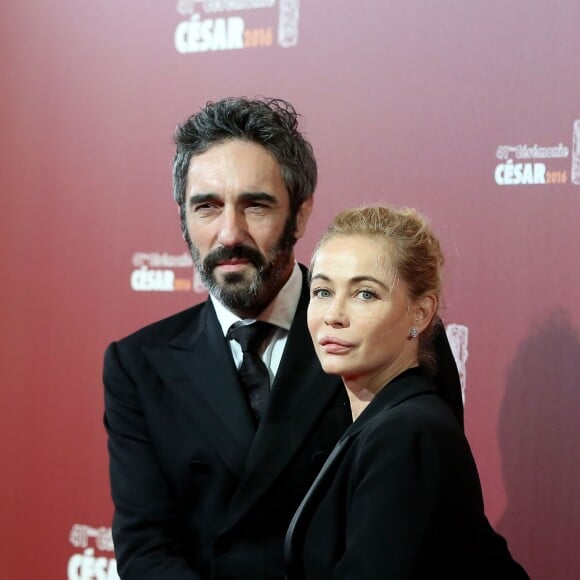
[2,1,579,578]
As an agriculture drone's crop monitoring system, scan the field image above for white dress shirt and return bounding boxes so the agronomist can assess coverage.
[210,263,303,387]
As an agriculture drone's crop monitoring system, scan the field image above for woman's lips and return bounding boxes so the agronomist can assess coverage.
[318,336,355,354]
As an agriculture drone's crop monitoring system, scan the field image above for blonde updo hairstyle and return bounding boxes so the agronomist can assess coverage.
[311,205,444,372]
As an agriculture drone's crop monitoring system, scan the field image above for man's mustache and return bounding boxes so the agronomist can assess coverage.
[203,245,266,272]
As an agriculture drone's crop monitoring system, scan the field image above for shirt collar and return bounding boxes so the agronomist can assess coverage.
[211,262,303,336]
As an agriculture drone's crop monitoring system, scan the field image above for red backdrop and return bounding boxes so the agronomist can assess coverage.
[2,1,579,578]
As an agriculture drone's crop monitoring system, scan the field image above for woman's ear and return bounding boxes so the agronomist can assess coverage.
[412,293,438,333]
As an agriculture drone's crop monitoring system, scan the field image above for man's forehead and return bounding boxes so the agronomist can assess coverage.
[188,139,278,168]
[185,140,286,196]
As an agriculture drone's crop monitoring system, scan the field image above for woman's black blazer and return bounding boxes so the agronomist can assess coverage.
[285,368,528,580]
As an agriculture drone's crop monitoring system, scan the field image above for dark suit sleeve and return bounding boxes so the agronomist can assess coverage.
[431,319,464,429]
[103,342,202,580]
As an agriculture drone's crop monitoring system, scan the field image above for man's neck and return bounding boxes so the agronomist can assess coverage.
[211,263,303,334]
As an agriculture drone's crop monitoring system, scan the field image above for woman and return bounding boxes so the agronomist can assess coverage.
[285,206,528,579]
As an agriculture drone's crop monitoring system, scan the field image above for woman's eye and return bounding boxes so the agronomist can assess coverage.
[312,287,331,298]
[358,289,377,300]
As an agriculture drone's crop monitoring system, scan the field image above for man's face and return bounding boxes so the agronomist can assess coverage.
[184,139,312,317]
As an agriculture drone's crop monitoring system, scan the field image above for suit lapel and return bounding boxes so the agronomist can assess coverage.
[285,432,354,577]
[223,272,350,529]
[143,301,255,478]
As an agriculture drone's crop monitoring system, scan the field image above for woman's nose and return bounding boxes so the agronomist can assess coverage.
[322,300,348,327]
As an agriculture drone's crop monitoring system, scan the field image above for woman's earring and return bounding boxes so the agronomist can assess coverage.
[409,327,418,339]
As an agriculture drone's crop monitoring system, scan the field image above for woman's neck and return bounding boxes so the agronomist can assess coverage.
[343,361,419,421]
[346,387,375,421]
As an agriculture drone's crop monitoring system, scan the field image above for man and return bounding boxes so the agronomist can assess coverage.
[103,97,463,580]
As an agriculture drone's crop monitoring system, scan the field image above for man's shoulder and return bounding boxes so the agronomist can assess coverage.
[115,301,208,348]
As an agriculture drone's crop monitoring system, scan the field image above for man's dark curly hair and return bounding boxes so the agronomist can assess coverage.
[172,97,317,236]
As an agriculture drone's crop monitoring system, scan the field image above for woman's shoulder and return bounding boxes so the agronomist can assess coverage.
[352,385,469,465]
[361,369,463,436]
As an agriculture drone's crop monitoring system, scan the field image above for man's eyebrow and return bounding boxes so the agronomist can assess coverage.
[188,193,219,205]
[238,192,279,204]
[188,192,278,205]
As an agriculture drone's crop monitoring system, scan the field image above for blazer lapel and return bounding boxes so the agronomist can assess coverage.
[223,271,350,529]
[284,432,355,578]
[143,301,256,478]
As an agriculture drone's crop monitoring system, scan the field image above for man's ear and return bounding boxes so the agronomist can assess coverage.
[412,293,438,333]
[178,205,186,240]
[178,205,189,241]
[294,197,314,240]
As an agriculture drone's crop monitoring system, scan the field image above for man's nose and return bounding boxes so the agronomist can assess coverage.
[217,208,247,247]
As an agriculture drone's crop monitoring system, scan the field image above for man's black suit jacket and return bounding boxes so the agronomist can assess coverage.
[104,269,462,579]
[285,368,528,580]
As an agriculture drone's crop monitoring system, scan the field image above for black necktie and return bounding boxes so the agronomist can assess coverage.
[227,321,274,424]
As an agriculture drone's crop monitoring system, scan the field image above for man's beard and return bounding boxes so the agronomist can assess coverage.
[187,215,297,316]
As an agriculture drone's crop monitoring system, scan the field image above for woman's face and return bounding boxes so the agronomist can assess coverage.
[307,234,421,391]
